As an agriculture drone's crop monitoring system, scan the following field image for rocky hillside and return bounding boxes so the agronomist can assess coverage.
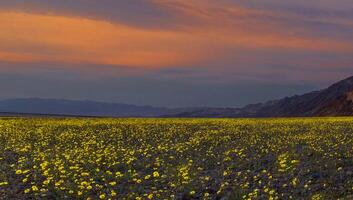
[173,76,353,117]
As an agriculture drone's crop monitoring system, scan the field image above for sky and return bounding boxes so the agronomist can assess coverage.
[0,0,353,107]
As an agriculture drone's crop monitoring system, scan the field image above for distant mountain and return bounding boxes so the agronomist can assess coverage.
[0,98,192,117]
[2,76,353,118]
[172,76,353,117]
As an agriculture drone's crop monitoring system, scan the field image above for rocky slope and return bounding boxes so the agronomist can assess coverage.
[173,76,353,117]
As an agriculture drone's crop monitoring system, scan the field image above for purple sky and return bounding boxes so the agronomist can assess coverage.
[0,0,352,107]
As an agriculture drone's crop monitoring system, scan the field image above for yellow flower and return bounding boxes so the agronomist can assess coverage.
[15,170,22,175]
[115,171,123,177]
[109,181,116,186]
[81,172,89,176]
[81,181,88,186]
[31,185,39,191]
[99,194,106,199]
[148,194,154,199]
[0,182,8,186]
[153,171,160,178]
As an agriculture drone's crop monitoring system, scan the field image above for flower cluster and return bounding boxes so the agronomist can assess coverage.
[0,117,352,199]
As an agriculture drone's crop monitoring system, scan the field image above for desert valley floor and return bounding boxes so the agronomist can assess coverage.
[0,118,352,199]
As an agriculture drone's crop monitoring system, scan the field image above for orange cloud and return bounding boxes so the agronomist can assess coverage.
[153,1,353,51]
[0,11,212,68]
[0,9,352,69]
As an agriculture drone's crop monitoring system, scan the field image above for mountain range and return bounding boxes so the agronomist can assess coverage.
[173,76,353,117]
[0,98,193,117]
[1,76,353,117]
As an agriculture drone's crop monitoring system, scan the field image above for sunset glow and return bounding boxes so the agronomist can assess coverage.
[0,0,353,106]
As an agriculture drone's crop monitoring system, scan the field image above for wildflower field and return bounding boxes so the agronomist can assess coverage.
[0,118,353,200]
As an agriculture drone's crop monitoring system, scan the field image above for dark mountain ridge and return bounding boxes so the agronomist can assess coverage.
[1,76,353,118]
[0,98,187,117]
[173,76,353,117]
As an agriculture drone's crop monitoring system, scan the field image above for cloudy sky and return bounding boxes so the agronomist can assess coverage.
[0,0,353,107]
